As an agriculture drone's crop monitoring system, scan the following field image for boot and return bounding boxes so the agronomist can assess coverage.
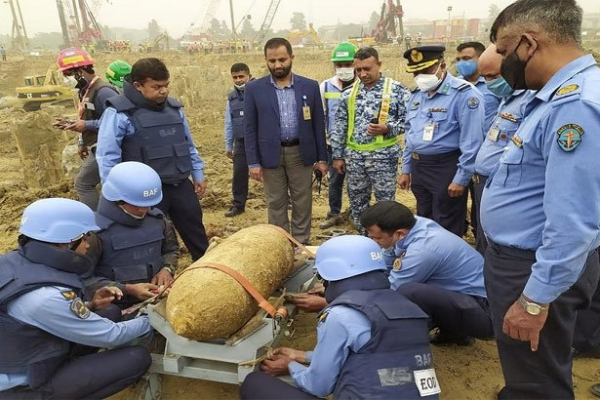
[319,212,344,229]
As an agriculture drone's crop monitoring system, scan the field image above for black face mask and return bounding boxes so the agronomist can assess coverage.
[500,38,531,90]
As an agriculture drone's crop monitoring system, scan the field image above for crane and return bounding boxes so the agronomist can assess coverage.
[372,0,404,44]
[7,0,28,49]
[254,0,281,45]
[55,0,104,49]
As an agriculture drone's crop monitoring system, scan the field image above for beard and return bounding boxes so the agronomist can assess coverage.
[269,62,292,79]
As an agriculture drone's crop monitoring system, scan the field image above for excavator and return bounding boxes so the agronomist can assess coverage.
[0,66,75,112]
[286,23,323,48]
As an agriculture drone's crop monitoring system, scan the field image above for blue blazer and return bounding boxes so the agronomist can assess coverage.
[243,74,327,168]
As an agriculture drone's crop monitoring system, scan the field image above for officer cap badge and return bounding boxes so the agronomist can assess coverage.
[410,50,423,63]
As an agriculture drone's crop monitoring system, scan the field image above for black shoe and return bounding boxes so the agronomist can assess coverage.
[430,330,475,347]
[572,346,600,359]
[224,206,244,217]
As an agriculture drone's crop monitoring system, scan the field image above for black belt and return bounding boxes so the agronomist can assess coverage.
[281,139,300,147]
[411,149,461,162]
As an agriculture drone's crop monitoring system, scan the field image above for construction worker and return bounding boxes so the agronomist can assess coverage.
[0,198,151,399]
[481,1,600,398]
[54,47,118,211]
[0,45,6,62]
[361,201,493,346]
[224,63,254,218]
[86,162,179,315]
[97,58,209,261]
[399,46,484,238]
[472,44,532,255]
[240,235,437,399]
[105,60,132,92]
[318,42,358,229]
[330,47,410,235]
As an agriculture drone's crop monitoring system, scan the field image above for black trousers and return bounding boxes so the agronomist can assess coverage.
[232,138,249,209]
[0,346,151,400]
[156,179,209,260]
[411,151,467,237]
[396,282,493,339]
[573,271,600,351]
[239,371,317,400]
[472,174,489,256]
[484,241,600,399]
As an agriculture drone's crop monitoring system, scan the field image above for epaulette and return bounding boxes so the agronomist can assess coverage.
[457,83,472,92]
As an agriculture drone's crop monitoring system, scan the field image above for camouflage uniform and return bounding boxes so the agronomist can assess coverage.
[330,76,410,234]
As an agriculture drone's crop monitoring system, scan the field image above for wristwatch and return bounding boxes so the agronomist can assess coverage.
[518,294,548,316]
[161,264,175,276]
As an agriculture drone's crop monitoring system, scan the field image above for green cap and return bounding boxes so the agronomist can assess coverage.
[331,42,358,62]
[105,60,132,88]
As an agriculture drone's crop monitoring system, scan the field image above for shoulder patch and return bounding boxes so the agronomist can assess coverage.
[61,290,77,300]
[393,250,407,271]
[467,97,480,109]
[556,124,584,152]
[70,297,91,319]
[556,84,579,96]
[318,311,329,323]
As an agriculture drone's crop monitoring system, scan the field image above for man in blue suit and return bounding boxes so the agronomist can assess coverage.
[244,37,328,245]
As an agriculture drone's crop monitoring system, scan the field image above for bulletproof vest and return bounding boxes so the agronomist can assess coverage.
[80,79,116,147]
[107,89,191,184]
[228,89,245,140]
[95,199,165,284]
[329,289,437,400]
[0,242,84,383]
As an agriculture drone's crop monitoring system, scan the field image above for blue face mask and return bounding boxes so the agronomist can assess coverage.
[456,60,478,78]
[486,76,514,98]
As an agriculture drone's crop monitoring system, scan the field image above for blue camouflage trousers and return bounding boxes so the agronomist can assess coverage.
[346,155,398,234]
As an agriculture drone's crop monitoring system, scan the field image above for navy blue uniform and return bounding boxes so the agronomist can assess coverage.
[480,55,600,399]
[225,87,249,211]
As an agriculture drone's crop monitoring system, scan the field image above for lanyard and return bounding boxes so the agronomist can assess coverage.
[78,76,99,118]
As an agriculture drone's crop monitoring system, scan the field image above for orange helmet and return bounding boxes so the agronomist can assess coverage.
[57,47,94,72]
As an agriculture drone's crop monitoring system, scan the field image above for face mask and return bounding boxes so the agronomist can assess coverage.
[456,60,478,78]
[501,38,530,90]
[63,75,78,88]
[234,83,245,90]
[414,65,442,92]
[335,67,355,82]
[75,75,88,90]
[486,76,514,98]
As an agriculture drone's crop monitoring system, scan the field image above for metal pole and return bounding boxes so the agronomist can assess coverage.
[56,0,72,48]
[446,5,452,43]
[15,0,28,46]
[229,0,237,53]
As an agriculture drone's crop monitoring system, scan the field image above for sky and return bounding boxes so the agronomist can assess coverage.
[2,0,600,38]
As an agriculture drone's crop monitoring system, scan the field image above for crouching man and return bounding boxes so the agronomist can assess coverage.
[0,198,151,399]
[86,161,179,315]
[240,235,439,399]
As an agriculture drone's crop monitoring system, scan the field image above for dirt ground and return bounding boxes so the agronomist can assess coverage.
[0,48,598,399]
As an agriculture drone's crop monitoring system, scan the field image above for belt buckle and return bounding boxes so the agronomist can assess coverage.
[411,152,419,161]
[472,174,480,184]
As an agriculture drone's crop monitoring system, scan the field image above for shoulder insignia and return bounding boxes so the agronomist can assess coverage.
[393,250,407,271]
[556,124,584,152]
[467,97,480,109]
[318,311,329,323]
[70,297,91,319]
[510,135,523,148]
[61,290,77,300]
[556,84,579,96]
[457,83,471,92]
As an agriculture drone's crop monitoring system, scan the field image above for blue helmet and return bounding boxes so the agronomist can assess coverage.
[19,198,100,244]
[102,162,163,207]
[315,235,387,281]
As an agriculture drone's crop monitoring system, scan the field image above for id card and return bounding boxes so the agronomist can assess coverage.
[422,123,435,142]
[487,126,500,142]
[303,105,312,120]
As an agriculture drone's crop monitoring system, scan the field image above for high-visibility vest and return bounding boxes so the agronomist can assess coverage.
[347,77,397,152]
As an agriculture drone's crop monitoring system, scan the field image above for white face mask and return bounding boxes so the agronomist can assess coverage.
[335,67,355,82]
[414,65,442,92]
[63,75,78,89]
[234,83,246,90]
